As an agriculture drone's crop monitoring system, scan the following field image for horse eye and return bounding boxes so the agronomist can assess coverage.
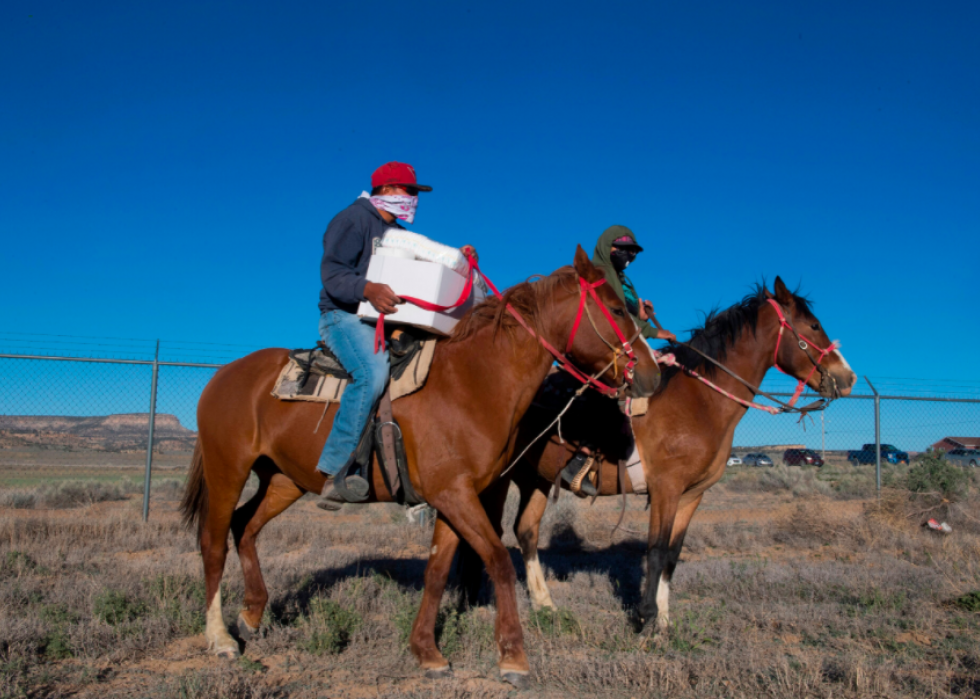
[810,322,820,331]
[612,308,626,317]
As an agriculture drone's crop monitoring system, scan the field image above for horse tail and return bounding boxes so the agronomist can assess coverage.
[180,441,208,535]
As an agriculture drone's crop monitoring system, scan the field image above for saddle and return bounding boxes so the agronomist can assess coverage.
[272,328,434,506]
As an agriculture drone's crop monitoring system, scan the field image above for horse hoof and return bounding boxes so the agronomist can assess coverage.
[501,671,530,689]
[424,666,453,679]
[215,645,240,660]
[237,616,258,642]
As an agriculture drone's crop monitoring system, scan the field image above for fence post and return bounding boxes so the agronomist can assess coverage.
[142,340,160,522]
[865,375,881,497]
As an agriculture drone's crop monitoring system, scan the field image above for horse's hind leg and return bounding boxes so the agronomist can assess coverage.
[514,476,554,610]
[231,468,304,639]
[200,452,253,659]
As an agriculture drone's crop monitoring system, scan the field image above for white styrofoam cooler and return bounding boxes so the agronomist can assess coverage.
[357,253,487,335]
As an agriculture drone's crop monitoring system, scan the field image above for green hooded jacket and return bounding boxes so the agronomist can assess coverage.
[592,225,658,341]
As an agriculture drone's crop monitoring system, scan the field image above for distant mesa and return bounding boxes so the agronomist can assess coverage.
[0,413,197,453]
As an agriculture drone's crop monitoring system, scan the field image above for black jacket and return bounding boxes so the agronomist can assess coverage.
[318,197,403,314]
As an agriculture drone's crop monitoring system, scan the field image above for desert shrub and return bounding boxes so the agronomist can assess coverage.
[529,607,581,638]
[298,597,361,654]
[905,450,968,501]
[158,666,273,699]
[723,465,833,498]
[2,550,43,577]
[93,589,147,626]
[391,588,421,646]
[1,481,129,510]
[0,491,37,509]
[951,591,980,612]
[146,574,207,634]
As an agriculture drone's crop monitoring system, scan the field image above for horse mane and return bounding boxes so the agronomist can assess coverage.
[449,266,579,344]
[658,283,814,389]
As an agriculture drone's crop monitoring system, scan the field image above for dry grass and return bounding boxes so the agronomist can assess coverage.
[2,466,980,698]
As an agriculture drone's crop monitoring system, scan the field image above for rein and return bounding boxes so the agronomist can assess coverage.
[656,298,840,416]
[375,253,637,399]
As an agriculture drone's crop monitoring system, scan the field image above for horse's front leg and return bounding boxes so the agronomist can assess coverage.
[410,515,461,677]
[432,486,530,688]
[638,484,682,633]
[644,491,703,634]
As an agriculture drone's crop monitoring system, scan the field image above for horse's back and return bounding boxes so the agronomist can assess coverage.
[198,348,291,433]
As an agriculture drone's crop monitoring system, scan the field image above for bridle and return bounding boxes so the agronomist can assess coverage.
[372,252,640,399]
[480,269,639,399]
[766,298,841,407]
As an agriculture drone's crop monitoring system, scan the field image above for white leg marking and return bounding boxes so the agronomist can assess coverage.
[525,554,556,610]
[655,572,670,632]
[206,590,238,657]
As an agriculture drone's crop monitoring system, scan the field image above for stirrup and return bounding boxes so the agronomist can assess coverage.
[561,451,598,498]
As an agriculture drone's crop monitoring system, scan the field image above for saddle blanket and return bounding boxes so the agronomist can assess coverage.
[272,337,437,403]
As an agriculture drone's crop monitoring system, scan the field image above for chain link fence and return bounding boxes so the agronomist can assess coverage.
[1,335,979,516]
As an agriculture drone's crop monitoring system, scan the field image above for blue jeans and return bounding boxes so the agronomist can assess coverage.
[316,311,389,476]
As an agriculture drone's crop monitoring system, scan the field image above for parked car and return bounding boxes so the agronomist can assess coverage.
[783,448,824,467]
[847,443,910,465]
[726,455,743,467]
[742,452,774,467]
[946,449,980,468]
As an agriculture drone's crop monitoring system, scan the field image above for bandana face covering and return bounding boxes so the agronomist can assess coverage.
[368,194,418,224]
[610,249,636,272]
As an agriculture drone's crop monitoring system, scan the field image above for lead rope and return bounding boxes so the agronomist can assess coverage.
[498,352,623,481]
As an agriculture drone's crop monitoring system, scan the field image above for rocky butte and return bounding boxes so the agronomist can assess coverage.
[0,414,197,452]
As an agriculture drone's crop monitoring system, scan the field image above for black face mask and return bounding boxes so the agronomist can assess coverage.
[610,249,637,272]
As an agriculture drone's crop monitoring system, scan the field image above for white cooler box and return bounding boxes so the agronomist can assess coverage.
[357,251,487,335]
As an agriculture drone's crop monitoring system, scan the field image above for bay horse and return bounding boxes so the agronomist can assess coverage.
[458,276,857,633]
[179,246,660,685]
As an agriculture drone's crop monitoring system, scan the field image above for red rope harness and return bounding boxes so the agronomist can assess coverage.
[766,298,839,407]
[372,254,634,398]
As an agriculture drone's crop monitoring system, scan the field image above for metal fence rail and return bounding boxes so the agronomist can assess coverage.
[1,345,979,519]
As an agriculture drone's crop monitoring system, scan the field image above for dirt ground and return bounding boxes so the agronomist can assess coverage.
[3,464,980,698]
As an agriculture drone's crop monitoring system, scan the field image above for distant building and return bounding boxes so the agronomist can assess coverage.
[932,436,980,452]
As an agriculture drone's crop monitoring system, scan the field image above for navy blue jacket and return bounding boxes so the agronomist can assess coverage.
[319,198,403,314]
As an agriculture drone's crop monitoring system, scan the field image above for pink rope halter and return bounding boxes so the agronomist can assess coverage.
[766,298,840,408]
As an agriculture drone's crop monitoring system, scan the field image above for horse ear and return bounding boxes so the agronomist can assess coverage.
[573,245,603,282]
[773,276,793,305]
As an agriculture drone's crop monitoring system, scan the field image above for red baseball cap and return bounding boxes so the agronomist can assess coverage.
[371,162,432,192]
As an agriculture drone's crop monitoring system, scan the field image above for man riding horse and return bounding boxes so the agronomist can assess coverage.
[316,162,478,510]
[315,162,431,509]
[558,225,676,491]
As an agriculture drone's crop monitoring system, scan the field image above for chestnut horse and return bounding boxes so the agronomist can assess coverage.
[459,277,857,633]
[179,247,659,685]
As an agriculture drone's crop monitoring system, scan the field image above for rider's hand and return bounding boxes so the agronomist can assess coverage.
[460,245,479,262]
[639,299,653,320]
[656,328,677,342]
[364,282,402,315]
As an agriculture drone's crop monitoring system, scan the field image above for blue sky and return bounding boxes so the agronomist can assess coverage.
[2,1,978,398]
